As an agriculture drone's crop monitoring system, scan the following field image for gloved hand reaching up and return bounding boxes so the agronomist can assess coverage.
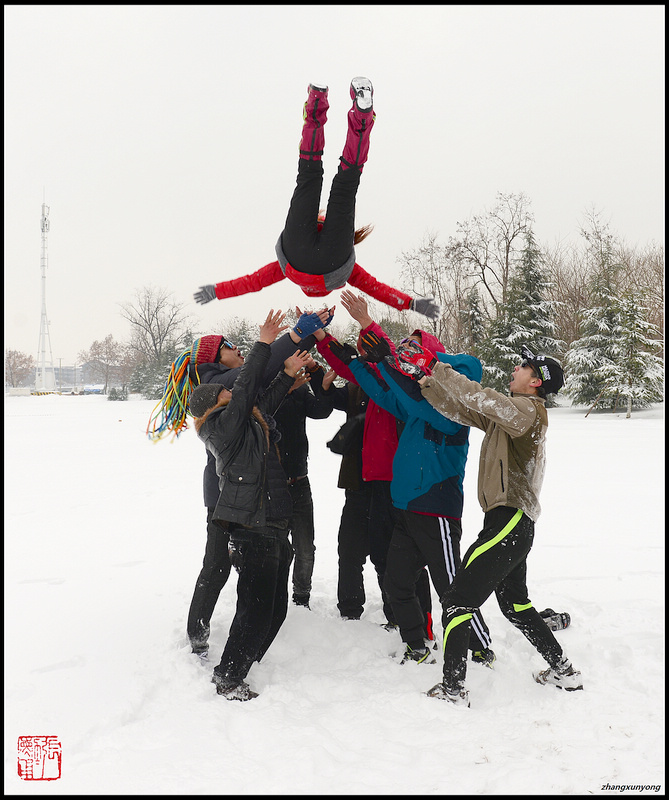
[327,339,359,365]
[358,330,392,363]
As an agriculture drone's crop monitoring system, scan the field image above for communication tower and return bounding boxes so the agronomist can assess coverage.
[35,202,56,391]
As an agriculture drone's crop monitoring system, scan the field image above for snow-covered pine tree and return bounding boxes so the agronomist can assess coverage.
[565,229,622,408]
[459,287,487,359]
[478,232,565,398]
[598,290,664,417]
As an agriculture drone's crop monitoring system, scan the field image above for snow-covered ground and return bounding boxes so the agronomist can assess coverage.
[4,393,665,795]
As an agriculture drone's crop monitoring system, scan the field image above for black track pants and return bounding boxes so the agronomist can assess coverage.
[384,509,492,651]
[440,506,563,690]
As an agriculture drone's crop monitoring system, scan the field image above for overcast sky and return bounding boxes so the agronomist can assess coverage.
[4,5,665,365]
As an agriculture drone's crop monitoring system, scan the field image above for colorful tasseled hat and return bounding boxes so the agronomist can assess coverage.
[146,335,225,442]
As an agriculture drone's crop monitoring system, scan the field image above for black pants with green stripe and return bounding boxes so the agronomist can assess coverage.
[440,506,563,691]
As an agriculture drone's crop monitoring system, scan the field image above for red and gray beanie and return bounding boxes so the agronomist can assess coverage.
[192,335,225,367]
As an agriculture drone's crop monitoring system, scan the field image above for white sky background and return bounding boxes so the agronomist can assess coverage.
[4,4,665,365]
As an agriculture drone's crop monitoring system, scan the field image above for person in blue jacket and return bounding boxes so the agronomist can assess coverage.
[327,301,495,668]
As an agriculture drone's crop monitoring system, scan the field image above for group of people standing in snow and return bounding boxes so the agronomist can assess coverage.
[149,78,582,705]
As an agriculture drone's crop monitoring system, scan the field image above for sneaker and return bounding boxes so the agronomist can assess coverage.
[534,657,583,691]
[540,608,571,631]
[400,645,437,665]
[212,674,259,701]
[471,647,496,668]
[350,77,373,111]
[425,682,470,707]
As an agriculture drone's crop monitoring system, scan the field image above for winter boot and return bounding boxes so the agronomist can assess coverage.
[212,673,259,701]
[300,83,329,161]
[425,682,471,707]
[400,644,437,665]
[471,647,496,668]
[534,656,583,691]
[340,77,375,171]
[292,593,311,609]
[540,608,571,632]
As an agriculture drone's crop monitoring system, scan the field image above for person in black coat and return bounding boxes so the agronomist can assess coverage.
[272,356,336,608]
[190,310,310,701]
[164,308,332,657]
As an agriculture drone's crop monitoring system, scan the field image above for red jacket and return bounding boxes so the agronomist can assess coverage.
[317,322,399,482]
[214,261,413,312]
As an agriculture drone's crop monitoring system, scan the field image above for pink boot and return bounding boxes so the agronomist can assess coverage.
[341,77,375,171]
[299,83,329,161]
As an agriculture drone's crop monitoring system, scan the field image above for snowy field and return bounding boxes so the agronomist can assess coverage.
[4,393,665,795]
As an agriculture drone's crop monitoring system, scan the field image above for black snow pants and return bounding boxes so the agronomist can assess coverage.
[440,506,564,691]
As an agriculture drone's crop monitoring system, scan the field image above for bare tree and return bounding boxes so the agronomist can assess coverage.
[398,232,469,347]
[78,334,125,394]
[453,191,534,317]
[5,349,35,387]
[120,286,193,361]
[543,241,593,348]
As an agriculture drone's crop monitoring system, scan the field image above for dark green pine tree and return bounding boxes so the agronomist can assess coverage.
[478,233,565,398]
[565,254,622,408]
[598,290,664,416]
[459,287,487,359]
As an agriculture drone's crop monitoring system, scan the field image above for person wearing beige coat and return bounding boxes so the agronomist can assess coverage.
[405,344,583,706]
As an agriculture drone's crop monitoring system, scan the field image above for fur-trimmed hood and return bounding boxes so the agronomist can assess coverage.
[193,396,270,447]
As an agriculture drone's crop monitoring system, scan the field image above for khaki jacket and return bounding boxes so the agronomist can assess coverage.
[420,362,548,521]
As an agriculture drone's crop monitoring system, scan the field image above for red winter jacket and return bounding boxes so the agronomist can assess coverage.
[317,322,399,482]
[213,261,413,313]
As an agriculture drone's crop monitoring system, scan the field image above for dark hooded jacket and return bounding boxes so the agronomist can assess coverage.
[194,331,317,509]
[193,341,294,529]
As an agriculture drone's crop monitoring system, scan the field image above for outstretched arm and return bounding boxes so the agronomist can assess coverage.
[194,261,285,304]
[347,264,442,322]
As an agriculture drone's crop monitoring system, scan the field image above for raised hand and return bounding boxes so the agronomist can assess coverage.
[327,338,359,365]
[359,330,391,363]
[284,349,311,378]
[259,309,288,344]
[321,368,337,390]
[340,290,373,328]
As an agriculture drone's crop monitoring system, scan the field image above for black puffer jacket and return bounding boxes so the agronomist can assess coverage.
[194,341,294,528]
[195,331,317,508]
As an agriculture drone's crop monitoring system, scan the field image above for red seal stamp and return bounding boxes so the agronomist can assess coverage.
[17,736,61,780]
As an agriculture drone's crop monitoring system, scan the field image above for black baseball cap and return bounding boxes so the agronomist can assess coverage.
[520,345,564,395]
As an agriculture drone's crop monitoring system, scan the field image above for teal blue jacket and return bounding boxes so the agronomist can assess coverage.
[348,345,481,517]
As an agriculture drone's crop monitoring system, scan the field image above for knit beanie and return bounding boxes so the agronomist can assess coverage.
[190,384,226,418]
[145,334,225,442]
[193,335,225,367]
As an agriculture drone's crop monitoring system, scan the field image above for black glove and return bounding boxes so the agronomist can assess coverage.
[194,285,217,305]
[328,339,358,365]
[359,330,391,363]
[410,297,441,322]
